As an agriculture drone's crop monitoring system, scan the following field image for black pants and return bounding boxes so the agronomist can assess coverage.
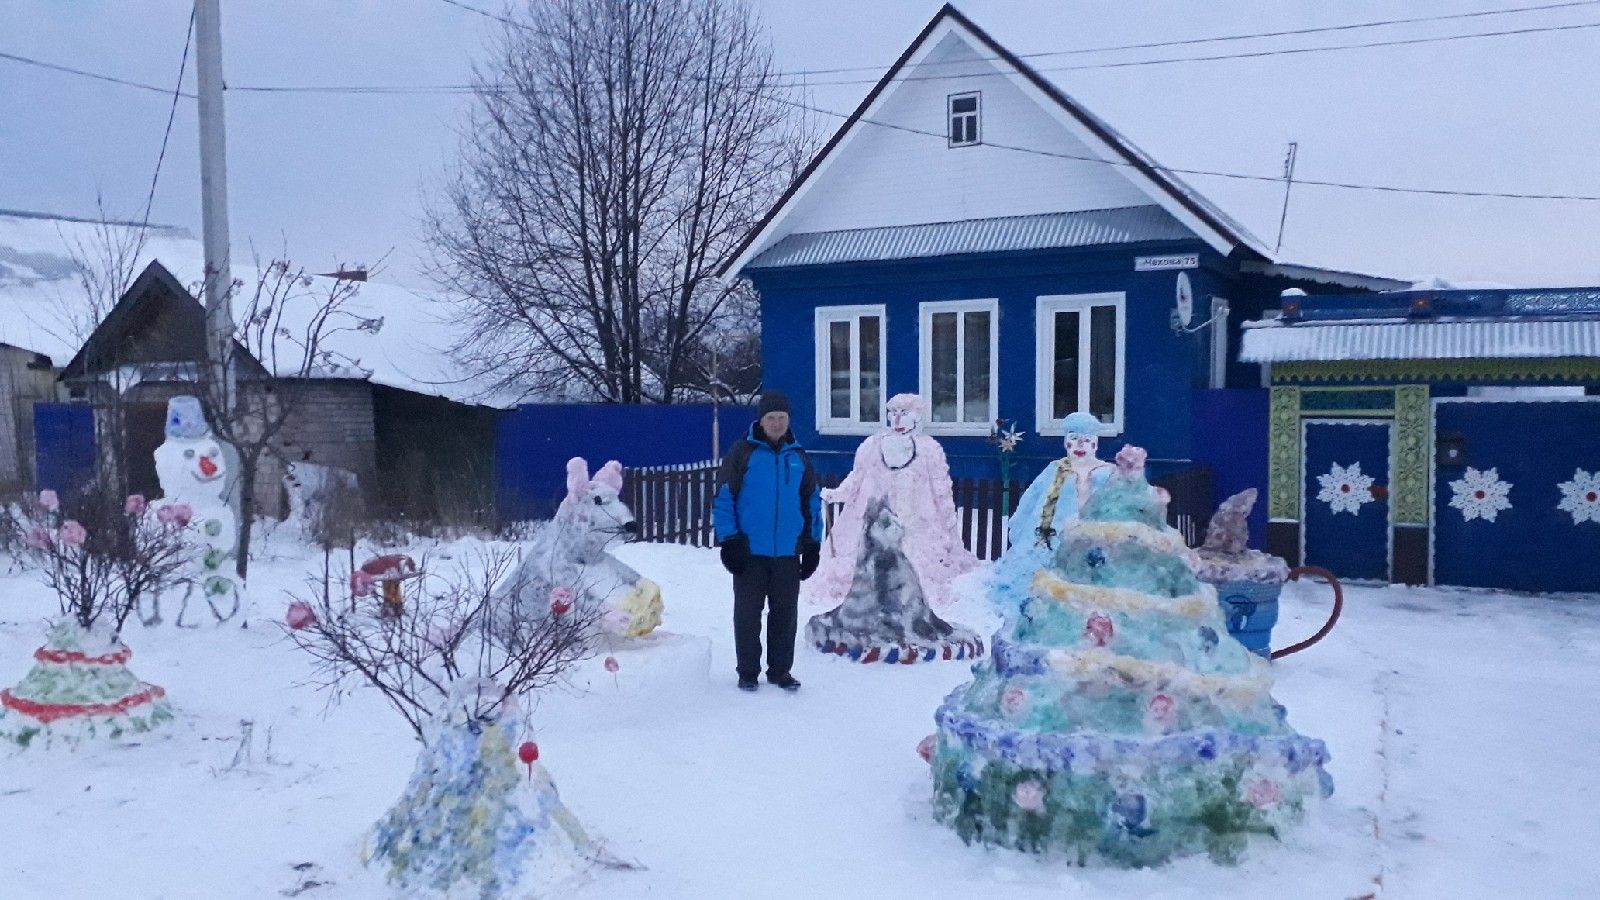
[733,555,800,681]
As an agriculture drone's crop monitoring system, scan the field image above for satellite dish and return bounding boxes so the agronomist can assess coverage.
[1175,272,1194,328]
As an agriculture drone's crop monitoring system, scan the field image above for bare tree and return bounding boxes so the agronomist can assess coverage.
[197,256,382,580]
[425,0,813,404]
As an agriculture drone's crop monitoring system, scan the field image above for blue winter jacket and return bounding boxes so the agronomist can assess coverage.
[712,423,824,557]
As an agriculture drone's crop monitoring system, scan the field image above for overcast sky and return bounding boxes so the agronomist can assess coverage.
[3,0,1598,289]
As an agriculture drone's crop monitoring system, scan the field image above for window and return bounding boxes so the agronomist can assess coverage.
[948,92,980,147]
[919,299,998,433]
[1035,293,1125,435]
[814,305,885,433]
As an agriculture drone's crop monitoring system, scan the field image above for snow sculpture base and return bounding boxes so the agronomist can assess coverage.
[931,463,1330,868]
[0,621,174,750]
[365,691,597,896]
[806,497,984,664]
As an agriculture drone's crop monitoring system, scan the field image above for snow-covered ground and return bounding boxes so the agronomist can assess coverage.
[3,530,1597,899]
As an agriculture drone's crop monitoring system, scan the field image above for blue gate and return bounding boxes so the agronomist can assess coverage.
[33,403,97,495]
[1433,399,1600,593]
[1302,419,1391,581]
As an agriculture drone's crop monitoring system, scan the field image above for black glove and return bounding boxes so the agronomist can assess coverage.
[798,537,820,581]
[720,534,751,576]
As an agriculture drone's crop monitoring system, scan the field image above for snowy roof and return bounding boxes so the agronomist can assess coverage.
[745,206,1193,269]
[0,211,518,408]
[1240,318,1600,363]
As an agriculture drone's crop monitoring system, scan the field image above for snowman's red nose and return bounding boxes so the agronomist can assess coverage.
[199,456,218,477]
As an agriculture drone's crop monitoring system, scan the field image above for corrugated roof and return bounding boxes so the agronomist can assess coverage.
[746,206,1193,269]
[1240,319,1600,363]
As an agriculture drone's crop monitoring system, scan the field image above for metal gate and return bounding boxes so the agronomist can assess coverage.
[1301,418,1392,581]
[33,403,96,495]
[1433,398,1600,593]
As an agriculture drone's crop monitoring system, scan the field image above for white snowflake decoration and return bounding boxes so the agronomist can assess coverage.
[1557,468,1600,525]
[1448,467,1513,523]
[1316,462,1375,515]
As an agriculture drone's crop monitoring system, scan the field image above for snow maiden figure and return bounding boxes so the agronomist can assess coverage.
[146,395,243,625]
[804,394,978,607]
[996,412,1117,590]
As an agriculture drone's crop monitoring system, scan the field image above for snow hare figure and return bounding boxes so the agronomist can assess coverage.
[805,393,978,608]
[498,457,662,639]
[147,395,243,626]
[807,497,982,664]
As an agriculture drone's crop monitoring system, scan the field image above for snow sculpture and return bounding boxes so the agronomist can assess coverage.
[1190,489,1289,658]
[364,678,614,895]
[996,412,1116,589]
[150,395,242,624]
[497,458,661,639]
[807,497,983,664]
[283,457,360,539]
[805,394,978,607]
[0,620,174,749]
[929,446,1331,866]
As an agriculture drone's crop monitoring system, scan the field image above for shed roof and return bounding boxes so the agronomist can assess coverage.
[1240,318,1600,363]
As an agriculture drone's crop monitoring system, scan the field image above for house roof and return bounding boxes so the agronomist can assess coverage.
[722,4,1274,278]
[745,206,1193,270]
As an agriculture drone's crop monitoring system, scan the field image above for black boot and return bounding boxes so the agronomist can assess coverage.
[737,677,759,692]
[767,673,801,692]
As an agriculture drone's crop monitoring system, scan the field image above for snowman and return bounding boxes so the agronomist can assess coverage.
[151,395,243,625]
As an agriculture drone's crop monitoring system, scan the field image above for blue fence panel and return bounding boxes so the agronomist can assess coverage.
[34,403,97,496]
[495,403,756,520]
[1192,388,1270,549]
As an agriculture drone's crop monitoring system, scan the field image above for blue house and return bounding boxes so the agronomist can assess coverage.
[723,5,1403,513]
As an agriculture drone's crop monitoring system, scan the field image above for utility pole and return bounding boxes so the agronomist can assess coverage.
[1274,141,1298,255]
[195,0,233,407]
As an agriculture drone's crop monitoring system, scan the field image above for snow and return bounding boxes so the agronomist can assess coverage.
[3,532,1598,898]
[0,211,516,408]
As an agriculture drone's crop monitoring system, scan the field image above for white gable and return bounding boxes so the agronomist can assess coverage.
[782,32,1152,236]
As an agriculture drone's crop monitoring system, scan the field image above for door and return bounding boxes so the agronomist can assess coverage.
[33,403,97,496]
[1302,418,1391,581]
[1433,399,1600,593]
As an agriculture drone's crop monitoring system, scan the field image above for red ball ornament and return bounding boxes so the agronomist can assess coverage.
[518,741,539,764]
[603,656,620,673]
[916,734,935,763]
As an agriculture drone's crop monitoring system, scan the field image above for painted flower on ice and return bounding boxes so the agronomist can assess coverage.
[37,489,59,511]
[1114,445,1147,476]
[157,503,194,527]
[548,585,575,615]
[916,734,936,763]
[1082,612,1114,647]
[1316,462,1375,515]
[1557,468,1600,525]
[23,526,52,550]
[1448,467,1513,523]
[57,520,87,548]
[124,494,147,516]
[1245,778,1282,808]
[1012,779,1047,813]
[1145,693,1178,731]
[1000,686,1028,716]
[285,601,317,631]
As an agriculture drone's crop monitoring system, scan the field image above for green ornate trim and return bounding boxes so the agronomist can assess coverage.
[1271,357,1600,384]
[1268,387,1302,520]
[1300,388,1395,415]
[1390,385,1430,525]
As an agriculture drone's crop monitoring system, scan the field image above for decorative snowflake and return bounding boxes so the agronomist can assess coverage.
[1316,462,1374,515]
[1557,468,1600,525]
[1448,467,1513,523]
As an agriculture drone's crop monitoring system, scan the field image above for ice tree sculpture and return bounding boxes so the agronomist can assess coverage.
[287,548,634,895]
[146,395,243,625]
[807,497,983,664]
[928,447,1332,866]
[0,488,187,749]
[805,394,978,607]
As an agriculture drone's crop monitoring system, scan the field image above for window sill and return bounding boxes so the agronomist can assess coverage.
[923,423,1001,437]
[816,422,881,436]
[1038,421,1124,438]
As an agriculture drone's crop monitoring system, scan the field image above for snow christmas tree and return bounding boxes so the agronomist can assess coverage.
[929,447,1331,866]
[0,619,174,749]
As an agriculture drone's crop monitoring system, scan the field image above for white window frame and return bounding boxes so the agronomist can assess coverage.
[1034,292,1126,436]
[813,304,887,435]
[918,298,999,436]
[948,91,981,147]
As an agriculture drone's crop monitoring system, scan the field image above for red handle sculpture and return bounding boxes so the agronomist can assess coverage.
[1270,565,1344,660]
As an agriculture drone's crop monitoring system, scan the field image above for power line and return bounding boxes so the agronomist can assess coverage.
[0,49,197,97]
[139,8,197,235]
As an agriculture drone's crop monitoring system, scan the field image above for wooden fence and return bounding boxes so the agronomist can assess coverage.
[627,461,1213,559]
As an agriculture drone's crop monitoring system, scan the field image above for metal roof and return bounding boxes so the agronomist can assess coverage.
[746,206,1193,269]
[1240,318,1600,363]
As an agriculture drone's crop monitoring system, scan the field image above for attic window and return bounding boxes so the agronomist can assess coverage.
[948,92,980,147]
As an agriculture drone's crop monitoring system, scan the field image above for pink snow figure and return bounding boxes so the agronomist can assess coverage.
[1245,778,1282,808]
[23,526,52,550]
[1012,779,1047,812]
[803,394,979,608]
[350,570,376,598]
[57,520,87,548]
[37,489,59,512]
[285,601,317,631]
[1083,613,1114,647]
[124,494,147,516]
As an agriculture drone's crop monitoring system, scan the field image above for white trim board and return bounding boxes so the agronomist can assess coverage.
[1034,292,1126,436]
[813,303,887,436]
[918,297,999,436]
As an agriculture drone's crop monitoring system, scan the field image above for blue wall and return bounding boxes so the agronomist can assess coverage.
[749,242,1238,482]
[496,403,755,520]
[1192,388,1270,548]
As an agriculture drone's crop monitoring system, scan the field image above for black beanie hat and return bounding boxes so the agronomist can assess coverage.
[757,390,791,417]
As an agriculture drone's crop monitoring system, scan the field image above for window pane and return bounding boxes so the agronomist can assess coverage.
[829,320,851,419]
[858,315,881,423]
[952,97,977,113]
[1052,311,1080,420]
[930,312,958,422]
[962,310,991,423]
[1089,305,1118,422]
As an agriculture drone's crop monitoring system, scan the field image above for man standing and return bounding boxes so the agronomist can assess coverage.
[712,391,822,692]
